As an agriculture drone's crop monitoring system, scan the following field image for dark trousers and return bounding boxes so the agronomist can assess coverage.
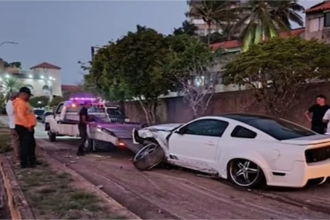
[78,124,87,153]
[15,125,34,167]
[28,130,37,162]
[311,125,326,134]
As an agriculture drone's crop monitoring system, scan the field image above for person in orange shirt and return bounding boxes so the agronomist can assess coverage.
[13,87,37,168]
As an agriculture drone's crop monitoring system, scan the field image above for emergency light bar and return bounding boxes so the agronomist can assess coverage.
[70,97,97,101]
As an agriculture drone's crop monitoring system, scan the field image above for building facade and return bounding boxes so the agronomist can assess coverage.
[305,1,330,42]
[0,62,62,99]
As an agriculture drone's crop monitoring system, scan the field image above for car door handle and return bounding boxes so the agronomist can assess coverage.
[205,141,215,146]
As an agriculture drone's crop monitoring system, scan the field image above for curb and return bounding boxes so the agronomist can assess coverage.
[37,139,142,220]
[0,155,35,220]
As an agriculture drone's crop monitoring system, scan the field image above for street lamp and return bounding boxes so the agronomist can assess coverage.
[0,41,18,48]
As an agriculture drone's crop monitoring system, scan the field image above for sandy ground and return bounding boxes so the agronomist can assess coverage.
[38,138,330,220]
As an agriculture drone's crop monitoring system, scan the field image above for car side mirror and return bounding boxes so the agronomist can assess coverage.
[175,127,186,135]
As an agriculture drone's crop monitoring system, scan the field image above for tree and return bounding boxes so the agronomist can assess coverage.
[232,0,304,51]
[29,96,49,108]
[0,93,5,114]
[88,26,177,124]
[173,20,198,36]
[223,37,330,117]
[0,77,24,100]
[49,96,64,107]
[186,0,237,45]
[164,34,224,118]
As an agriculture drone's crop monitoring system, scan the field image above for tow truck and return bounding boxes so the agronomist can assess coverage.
[44,97,145,153]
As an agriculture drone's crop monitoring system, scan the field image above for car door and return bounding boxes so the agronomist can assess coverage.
[168,119,229,172]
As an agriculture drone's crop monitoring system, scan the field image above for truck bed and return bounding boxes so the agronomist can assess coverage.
[95,122,144,153]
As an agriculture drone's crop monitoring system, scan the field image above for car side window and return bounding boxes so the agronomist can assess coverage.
[184,119,229,137]
[55,103,64,114]
[231,126,257,139]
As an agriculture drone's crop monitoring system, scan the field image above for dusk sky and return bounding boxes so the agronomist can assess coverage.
[0,1,319,85]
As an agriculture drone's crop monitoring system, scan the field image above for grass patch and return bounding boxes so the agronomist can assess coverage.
[0,126,12,153]
[15,160,127,219]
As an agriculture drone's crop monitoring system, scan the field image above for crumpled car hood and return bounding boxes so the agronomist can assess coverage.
[145,123,182,132]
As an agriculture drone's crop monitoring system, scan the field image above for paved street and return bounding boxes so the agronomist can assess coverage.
[2,116,330,219]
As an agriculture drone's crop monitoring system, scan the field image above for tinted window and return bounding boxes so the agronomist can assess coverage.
[224,114,315,140]
[231,126,257,139]
[89,107,105,113]
[184,119,229,137]
[107,108,123,116]
[34,109,45,115]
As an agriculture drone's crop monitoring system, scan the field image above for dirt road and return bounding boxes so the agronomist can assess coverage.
[38,138,330,219]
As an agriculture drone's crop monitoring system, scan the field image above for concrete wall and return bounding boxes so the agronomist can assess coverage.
[124,82,330,127]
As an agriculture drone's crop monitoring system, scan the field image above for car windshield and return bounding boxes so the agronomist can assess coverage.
[88,107,105,113]
[34,109,45,115]
[107,108,123,116]
[224,114,316,140]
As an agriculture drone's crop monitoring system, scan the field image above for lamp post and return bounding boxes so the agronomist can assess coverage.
[0,41,18,48]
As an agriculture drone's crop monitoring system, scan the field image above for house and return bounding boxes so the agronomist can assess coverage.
[0,62,63,99]
[305,1,330,42]
[209,1,330,52]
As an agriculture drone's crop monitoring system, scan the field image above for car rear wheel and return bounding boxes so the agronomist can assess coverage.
[133,143,164,171]
[228,159,265,188]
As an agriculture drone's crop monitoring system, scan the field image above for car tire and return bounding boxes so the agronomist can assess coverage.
[133,143,165,171]
[228,159,265,188]
[48,131,56,142]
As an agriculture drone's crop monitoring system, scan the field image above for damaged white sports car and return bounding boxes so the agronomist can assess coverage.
[132,114,330,188]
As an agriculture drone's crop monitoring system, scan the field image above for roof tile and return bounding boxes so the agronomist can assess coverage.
[305,1,330,13]
[210,28,305,50]
[30,62,61,70]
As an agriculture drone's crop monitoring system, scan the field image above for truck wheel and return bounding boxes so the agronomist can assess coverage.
[48,131,56,142]
[84,138,95,153]
[133,143,164,171]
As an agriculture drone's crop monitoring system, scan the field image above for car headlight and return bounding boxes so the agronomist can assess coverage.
[125,118,130,122]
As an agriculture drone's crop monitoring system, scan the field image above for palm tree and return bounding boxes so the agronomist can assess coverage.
[0,77,24,100]
[186,0,237,45]
[232,0,304,51]
[173,20,199,36]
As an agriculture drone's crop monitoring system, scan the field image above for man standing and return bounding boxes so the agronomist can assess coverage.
[77,103,92,156]
[305,94,330,134]
[27,102,42,165]
[6,93,19,164]
[13,87,37,168]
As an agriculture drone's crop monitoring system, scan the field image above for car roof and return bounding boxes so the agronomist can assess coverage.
[220,113,277,122]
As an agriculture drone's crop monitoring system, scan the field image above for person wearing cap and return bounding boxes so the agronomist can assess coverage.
[13,87,37,168]
[5,92,19,163]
